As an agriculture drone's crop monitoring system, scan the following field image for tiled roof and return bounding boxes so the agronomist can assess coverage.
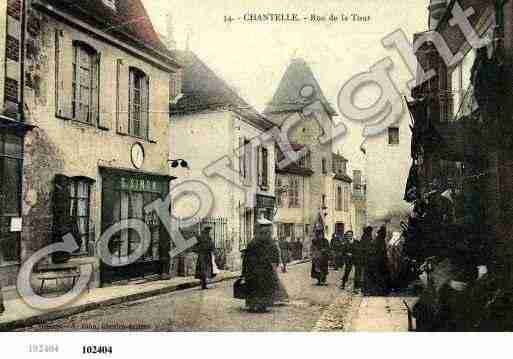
[37,0,178,67]
[170,50,274,131]
[264,58,337,117]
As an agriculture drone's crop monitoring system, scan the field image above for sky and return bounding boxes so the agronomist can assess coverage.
[142,0,428,169]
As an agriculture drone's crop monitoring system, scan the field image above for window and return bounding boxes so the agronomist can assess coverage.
[244,209,252,245]
[298,151,311,169]
[343,186,349,212]
[353,170,362,190]
[288,176,300,208]
[276,177,284,207]
[69,178,92,254]
[53,175,94,256]
[240,138,251,183]
[259,146,268,189]
[129,67,149,138]
[72,42,99,124]
[388,127,399,145]
[322,194,326,207]
[336,185,342,211]
[277,223,294,241]
[321,158,327,174]
[0,132,23,264]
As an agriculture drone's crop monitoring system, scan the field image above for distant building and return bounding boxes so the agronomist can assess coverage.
[265,58,356,244]
[360,105,412,229]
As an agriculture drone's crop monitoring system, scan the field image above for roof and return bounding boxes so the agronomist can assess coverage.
[36,0,178,67]
[334,173,353,183]
[264,58,337,117]
[170,50,273,131]
[333,152,348,162]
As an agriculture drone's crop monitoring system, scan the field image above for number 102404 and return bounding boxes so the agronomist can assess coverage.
[82,346,113,354]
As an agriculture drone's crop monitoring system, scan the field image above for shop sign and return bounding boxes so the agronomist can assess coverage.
[119,177,162,193]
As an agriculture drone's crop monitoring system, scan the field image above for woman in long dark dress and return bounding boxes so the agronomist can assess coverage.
[194,226,215,290]
[242,217,280,313]
[311,225,330,285]
[366,226,390,295]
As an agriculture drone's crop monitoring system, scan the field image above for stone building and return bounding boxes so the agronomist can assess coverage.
[0,0,181,287]
[169,50,276,271]
[266,58,356,244]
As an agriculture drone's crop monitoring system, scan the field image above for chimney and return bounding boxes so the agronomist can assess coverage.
[428,0,448,30]
[166,13,177,50]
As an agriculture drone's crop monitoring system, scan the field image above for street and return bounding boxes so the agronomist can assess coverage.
[19,263,354,332]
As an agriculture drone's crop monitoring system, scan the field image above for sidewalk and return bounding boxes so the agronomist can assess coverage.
[0,259,309,331]
[345,295,418,332]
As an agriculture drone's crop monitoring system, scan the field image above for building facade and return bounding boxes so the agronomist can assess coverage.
[0,0,180,287]
[169,50,276,271]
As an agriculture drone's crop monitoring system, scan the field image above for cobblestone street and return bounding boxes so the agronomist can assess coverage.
[19,263,355,332]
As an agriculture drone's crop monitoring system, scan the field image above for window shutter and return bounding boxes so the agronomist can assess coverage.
[98,53,112,130]
[141,75,150,140]
[90,52,100,126]
[262,147,268,188]
[256,145,262,186]
[238,137,244,176]
[116,59,129,134]
[52,174,74,241]
[54,29,73,119]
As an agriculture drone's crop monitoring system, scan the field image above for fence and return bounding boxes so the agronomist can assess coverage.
[178,217,228,250]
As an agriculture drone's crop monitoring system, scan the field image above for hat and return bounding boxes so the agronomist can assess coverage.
[257,214,273,226]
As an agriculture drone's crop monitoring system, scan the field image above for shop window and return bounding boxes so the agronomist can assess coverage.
[388,127,400,145]
[129,67,149,139]
[0,132,23,264]
[69,178,92,254]
[53,175,94,255]
[72,42,99,124]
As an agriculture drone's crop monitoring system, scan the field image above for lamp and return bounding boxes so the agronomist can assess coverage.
[168,158,189,169]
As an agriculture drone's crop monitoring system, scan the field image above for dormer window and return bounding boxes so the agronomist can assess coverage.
[103,0,116,11]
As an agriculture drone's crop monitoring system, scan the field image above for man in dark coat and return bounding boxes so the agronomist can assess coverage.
[194,226,215,290]
[340,231,355,289]
[358,226,373,294]
[278,238,290,273]
[311,224,330,285]
[330,232,344,270]
[242,216,280,313]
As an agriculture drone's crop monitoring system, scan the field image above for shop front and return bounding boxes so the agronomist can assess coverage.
[100,167,172,284]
